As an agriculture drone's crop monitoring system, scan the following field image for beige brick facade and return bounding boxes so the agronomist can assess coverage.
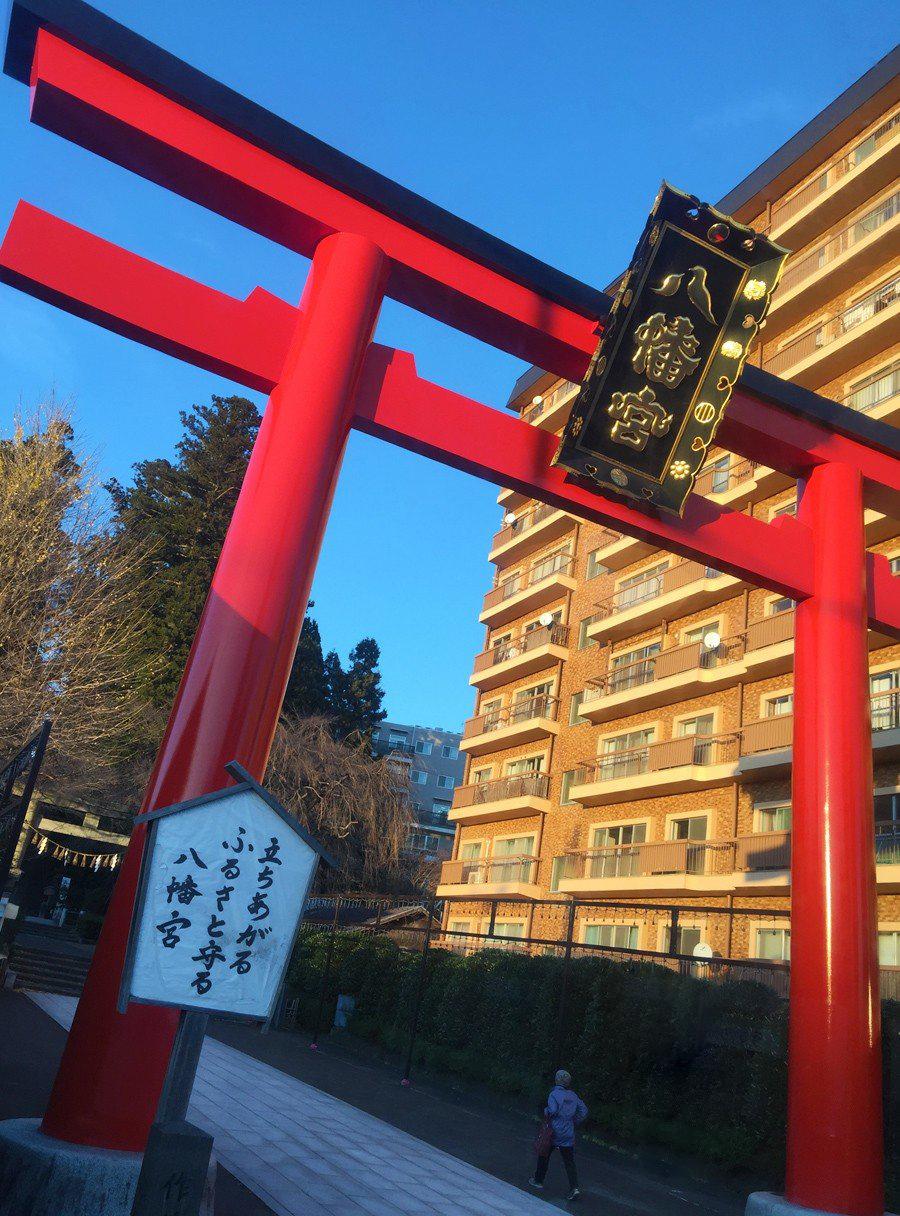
[440,77,900,972]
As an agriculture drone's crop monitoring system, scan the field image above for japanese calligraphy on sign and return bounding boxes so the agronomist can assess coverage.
[555,183,789,514]
[120,765,332,1021]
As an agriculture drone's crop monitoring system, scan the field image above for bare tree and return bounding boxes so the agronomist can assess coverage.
[0,405,153,781]
[266,715,418,894]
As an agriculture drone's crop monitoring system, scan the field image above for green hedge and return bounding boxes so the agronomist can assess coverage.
[287,930,898,1197]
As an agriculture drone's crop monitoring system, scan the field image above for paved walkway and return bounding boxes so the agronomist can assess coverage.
[29,993,562,1216]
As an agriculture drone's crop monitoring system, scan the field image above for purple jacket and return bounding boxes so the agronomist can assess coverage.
[545,1085,588,1147]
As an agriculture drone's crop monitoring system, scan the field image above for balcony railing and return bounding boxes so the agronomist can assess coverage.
[694,458,758,497]
[740,714,793,755]
[771,112,899,228]
[741,690,900,757]
[844,360,900,414]
[871,688,900,733]
[481,551,574,612]
[778,190,899,296]
[452,772,550,808]
[595,560,718,619]
[875,821,900,864]
[745,610,795,651]
[439,854,538,886]
[463,694,559,739]
[766,275,899,378]
[562,823,898,883]
[491,501,561,550]
[472,624,569,673]
[522,380,579,425]
[575,734,738,785]
[586,637,744,702]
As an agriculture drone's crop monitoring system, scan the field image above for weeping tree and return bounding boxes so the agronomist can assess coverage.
[0,406,153,780]
[266,716,416,894]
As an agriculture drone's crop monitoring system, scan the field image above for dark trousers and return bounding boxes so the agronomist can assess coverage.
[535,1143,578,1189]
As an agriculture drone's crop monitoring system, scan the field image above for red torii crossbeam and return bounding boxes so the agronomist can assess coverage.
[2,5,898,1215]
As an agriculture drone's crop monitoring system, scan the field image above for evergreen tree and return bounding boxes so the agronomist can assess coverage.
[107,394,261,706]
[282,610,329,718]
[110,393,387,742]
[333,638,386,740]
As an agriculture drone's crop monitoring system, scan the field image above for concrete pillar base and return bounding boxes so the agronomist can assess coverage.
[0,1118,215,1216]
[746,1193,897,1216]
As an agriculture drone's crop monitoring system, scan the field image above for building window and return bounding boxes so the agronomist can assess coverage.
[662,925,703,955]
[441,744,458,759]
[769,596,795,615]
[668,815,708,841]
[706,454,730,494]
[569,691,588,725]
[755,928,791,961]
[584,923,639,949]
[549,856,566,893]
[506,755,543,775]
[471,767,492,784]
[764,694,793,717]
[586,548,608,579]
[388,732,408,746]
[431,799,452,819]
[677,713,715,738]
[437,774,455,789]
[415,739,433,755]
[490,921,527,944]
[410,769,428,785]
[577,617,595,649]
[560,770,577,805]
[879,930,900,965]
[771,499,797,519]
[755,804,792,832]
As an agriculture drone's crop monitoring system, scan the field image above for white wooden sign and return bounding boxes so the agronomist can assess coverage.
[120,765,331,1021]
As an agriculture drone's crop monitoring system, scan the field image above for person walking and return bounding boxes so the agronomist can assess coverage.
[529,1069,588,1201]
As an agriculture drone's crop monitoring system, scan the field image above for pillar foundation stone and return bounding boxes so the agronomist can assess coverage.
[0,1118,214,1216]
[747,1194,897,1216]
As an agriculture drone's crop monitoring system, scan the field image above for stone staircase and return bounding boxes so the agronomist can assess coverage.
[5,925,93,996]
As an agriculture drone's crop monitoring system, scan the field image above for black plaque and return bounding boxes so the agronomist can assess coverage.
[555,183,789,515]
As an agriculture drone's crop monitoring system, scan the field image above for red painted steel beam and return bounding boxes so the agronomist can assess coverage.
[2,201,899,635]
[25,29,600,376]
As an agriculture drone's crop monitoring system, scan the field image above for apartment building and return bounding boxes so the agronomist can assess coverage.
[438,48,900,965]
[374,721,463,860]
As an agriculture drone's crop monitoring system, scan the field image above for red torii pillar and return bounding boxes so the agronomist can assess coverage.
[40,232,389,1148]
[0,6,897,1213]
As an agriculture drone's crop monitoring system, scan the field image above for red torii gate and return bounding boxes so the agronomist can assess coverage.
[1,4,898,1214]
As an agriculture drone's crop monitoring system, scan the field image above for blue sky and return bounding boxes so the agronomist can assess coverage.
[0,1,894,731]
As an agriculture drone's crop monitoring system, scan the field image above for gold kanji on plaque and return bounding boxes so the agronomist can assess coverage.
[632,312,701,388]
[607,385,672,451]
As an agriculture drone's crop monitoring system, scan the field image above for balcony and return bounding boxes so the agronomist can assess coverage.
[695,457,793,509]
[590,527,659,572]
[460,694,560,756]
[436,853,541,899]
[521,379,580,433]
[581,637,746,723]
[570,734,739,806]
[771,112,900,248]
[764,275,900,389]
[844,360,900,424]
[557,824,900,897]
[449,772,551,826]
[558,831,791,897]
[470,624,569,691]
[743,610,796,677]
[480,552,576,627]
[489,502,573,564]
[768,189,899,335]
[587,562,743,644]
[738,690,900,777]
